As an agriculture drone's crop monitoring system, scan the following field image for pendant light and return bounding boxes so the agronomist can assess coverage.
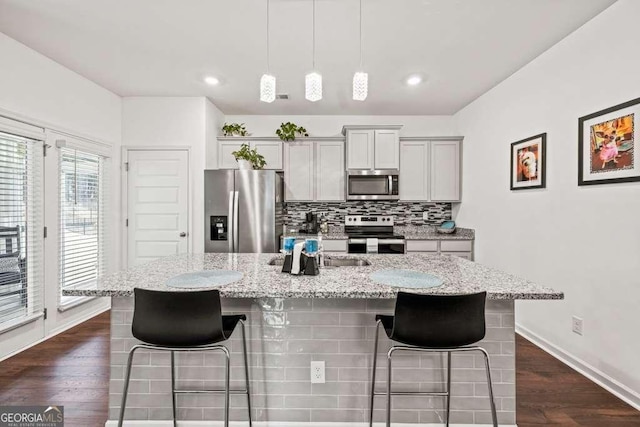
[352,0,368,101]
[260,0,276,103]
[305,0,322,102]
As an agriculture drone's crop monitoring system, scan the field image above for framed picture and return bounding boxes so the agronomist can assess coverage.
[510,133,546,190]
[578,97,640,186]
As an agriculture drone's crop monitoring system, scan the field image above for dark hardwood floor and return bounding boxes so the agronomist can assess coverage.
[0,311,638,426]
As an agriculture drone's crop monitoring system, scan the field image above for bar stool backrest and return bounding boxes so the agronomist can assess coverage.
[132,288,225,347]
[391,291,487,348]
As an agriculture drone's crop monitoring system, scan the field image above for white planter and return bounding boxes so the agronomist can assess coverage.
[237,159,253,170]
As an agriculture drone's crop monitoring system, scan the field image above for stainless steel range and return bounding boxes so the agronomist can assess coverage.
[345,215,405,254]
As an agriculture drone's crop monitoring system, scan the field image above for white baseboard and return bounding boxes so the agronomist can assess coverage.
[0,306,110,363]
[516,323,640,411]
[106,422,515,427]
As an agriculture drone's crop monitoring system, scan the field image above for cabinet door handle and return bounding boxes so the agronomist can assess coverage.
[179,232,187,237]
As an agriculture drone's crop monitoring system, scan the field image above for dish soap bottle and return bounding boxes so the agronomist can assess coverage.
[319,214,329,234]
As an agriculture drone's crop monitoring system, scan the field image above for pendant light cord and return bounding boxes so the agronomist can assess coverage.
[359,0,362,68]
[312,0,316,70]
[266,0,270,72]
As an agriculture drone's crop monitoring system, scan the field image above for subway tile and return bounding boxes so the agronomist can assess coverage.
[284,395,338,409]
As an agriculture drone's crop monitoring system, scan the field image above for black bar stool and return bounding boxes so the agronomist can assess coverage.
[118,288,252,427]
[369,291,498,427]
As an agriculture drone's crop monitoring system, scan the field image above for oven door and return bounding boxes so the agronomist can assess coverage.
[377,239,406,254]
[347,170,399,200]
[347,238,368,254]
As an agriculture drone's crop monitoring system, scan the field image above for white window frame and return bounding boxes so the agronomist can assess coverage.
[54,135,111,310]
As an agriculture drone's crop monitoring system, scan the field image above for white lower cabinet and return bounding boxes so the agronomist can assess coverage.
[321,239,347,253]
[406,239,473,260]
[285,141,345,202]
[406,240,438,253]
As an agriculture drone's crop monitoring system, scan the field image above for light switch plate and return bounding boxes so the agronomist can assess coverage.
[422,212,429,220]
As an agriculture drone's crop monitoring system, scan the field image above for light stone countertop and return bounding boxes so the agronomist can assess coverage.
[64,253,562,300]
[285,225,475,241]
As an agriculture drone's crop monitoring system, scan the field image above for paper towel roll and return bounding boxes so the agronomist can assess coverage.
[290,241,305,275]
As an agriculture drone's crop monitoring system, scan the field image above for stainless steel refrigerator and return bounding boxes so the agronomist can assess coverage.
[204,169,284,253]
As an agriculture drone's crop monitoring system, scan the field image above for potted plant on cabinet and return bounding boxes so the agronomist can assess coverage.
[276,122,309,141]
[222,122,248,137]
[231,143,266,170]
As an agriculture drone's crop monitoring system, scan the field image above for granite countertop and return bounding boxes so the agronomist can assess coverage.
[64,253,562,300]
[284,225,475,241]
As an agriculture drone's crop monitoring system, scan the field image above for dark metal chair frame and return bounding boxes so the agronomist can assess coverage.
[117,289,252,427]
[369,291,498,427]
[0,225,27,307]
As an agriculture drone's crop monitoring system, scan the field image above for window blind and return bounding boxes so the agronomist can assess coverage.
[0,131,44,325]
[59,147,109,299]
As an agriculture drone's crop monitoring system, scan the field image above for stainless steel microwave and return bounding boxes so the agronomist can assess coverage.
[347,170,399,200]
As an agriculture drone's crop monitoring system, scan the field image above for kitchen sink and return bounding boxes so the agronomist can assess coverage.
[267,257,371,267]
[323,258,371,267]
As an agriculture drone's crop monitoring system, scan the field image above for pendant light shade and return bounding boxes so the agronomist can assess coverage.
[260,74,276,103]
[352,0,367,101]
[352,72,368,101]
[305,72,322,102]
[305,0,322,102]
[260,0,276,103]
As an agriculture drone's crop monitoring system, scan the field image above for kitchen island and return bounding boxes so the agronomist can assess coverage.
[66,253,562,426]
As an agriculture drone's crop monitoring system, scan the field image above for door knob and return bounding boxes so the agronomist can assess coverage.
[179,232,187,237]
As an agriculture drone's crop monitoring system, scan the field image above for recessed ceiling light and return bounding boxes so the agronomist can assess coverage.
[406,75,423,86]
[204,76,220,86]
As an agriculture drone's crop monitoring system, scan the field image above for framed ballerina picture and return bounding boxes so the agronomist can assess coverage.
[579,97,640,186]
[510,133,546,190]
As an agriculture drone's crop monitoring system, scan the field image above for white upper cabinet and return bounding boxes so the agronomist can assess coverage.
[284,141,315,201]
[400,140,430,201]
[316,141,345,201]
[374,129,400,169]
[251,140,283,170]
[346,129,374,169]
[430,140,461,202]
[218,140,244,169]
[217,139,283,170]
[400,139,462,202]
[344,126,401,170]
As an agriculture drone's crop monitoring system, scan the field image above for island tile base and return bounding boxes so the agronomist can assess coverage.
[109,296,516,426]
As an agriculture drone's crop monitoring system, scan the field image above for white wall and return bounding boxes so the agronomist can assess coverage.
[224,115,458,137]
[0,32,121,358]
[122,97,224,255]
[454,0,640,407]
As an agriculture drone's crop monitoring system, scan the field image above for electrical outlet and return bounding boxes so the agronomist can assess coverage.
[299,212,307,220]
[572,316,583,335]
[310,361,325,384]
[422,212,429,220]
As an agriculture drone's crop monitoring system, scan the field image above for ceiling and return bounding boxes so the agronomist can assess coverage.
[0,0,616,115]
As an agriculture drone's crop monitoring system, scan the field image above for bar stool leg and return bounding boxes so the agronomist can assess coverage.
[369,320,381,427]
[478,348,498,427]
[170,351,177,427]
[446,351,452,427]
[386,347,395,427]
[240,320,253,427]
[118,345,141,427]
[222,346,231,427]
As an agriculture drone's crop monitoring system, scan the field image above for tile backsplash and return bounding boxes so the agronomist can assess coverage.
[284,201,451,227]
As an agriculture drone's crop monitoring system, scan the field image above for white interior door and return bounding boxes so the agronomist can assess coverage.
[126,150,189,267]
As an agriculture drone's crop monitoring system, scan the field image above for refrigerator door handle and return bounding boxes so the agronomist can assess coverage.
[228,191,234,252]
[233,191,240,252]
